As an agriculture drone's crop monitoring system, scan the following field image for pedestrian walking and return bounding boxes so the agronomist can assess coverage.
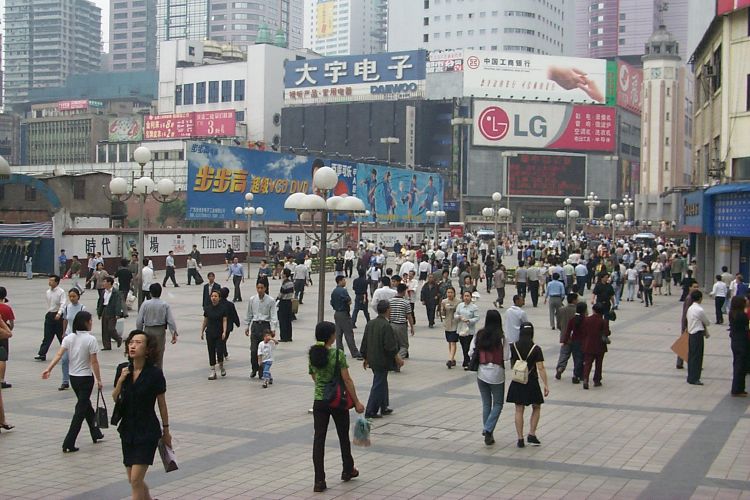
[90,262,109,303]
[686,290,710,385]
[351,268,370,328]
[25,245,34,279]
[97,277,124,351]
[36,275,66,362]
[710,275,729,324]
[331,275,362,359]
[559,302,587,384]
[140,258,154,308]
[135,284,178,369]
[581,303,611,389]
[201,290,228,380]
[389,283,414,364]
[202,272,221,309]
[455,290,480,370]
[506,322,549,448]
[186,255,199,285]
[0,313,11,393]
[257,330,277,388]
[41,310,103,452]
[58,287,85,391]
[544,273,566,329]
[468,310,505,445]
[277,269,295,342]
[554,293,579,380]
[244,282,278,379]
[361,301,402,418]
[309,321,365,493]
[640,268,654,307]
[58,250,68,278]
[226,257,245,302]
[344,246,355,278]
[112,330,172,500]
[219,287,241,358]
[0,288,14,389]
[114,260,133,318]
[293,259,309,304]
[441,287,460,368]
[515,262,528,299]
[728,296,749,396]
[420,273,441,328]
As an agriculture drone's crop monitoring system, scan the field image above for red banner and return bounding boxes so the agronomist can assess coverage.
[616,61,642,115]
[508,154,587,197]
[717,0,750,15]
[144,110,236,140]
[57,100,89,111]
[547,105,616,152]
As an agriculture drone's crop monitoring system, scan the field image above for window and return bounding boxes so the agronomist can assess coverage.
[236,111,245,122]
[71,179,85,200]
[665,112,670,121]
[196,82,206,103]
[183,83,194,104]
[434,32,440,38]
[619,25,625,33]
[457,14,463,19]
[712,45,722,91]
[468,29,474,35]
[114,22,128,29]
[664,161,669,171]
[424,0,429,8]
[234,80,245,101]
[113,53,127,60]
[423,33,429,42]
[221,80,232,102]
[666,87,671,97]
[423,17,429,25]
[457,30,462,37]
[208,81,219,103]
[113,33,127,40]
[114,1,127,7]
[25,185,36,202]
[619,13,626,20]
[175,85,182,106]
[114,12,128,19]
[113,43,127,50]
[665,137,670,146]
[619,38,625,45]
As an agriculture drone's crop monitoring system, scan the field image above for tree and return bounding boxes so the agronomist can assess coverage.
[157,199,187,227]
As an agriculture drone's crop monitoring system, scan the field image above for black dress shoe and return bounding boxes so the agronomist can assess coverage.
[341,468,359,481]
[381,408,393,415]
[313,481,327,492]
[92,429,104,443]
[62,446,79,453]
[365,413,382,419]
[58,383,69,391]
[250,370,257,378]
[34,355,46,361]
[0,382,11,389]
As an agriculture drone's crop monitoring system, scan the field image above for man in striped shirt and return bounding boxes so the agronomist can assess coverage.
[389,284,414,364]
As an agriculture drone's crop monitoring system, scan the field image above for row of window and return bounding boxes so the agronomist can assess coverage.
[175,79,245,106]
[213,2,266,10]
[113,0,147,8]
[113,31,145,41]
[113,10,146,19]
[211,13,260,21]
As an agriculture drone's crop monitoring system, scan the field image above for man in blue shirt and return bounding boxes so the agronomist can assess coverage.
[226,257,245,302]
[330,275,362,359]
[545,273,566,330]
[57,250,68,277]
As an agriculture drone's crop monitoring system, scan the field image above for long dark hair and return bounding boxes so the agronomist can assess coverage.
[729,296,747,322]
[309,321,336,368]
[72,310,92,332]
[516,321,535,351]
[476,310,503,350]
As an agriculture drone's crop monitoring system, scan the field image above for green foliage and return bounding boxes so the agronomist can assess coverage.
[157,199,187,226]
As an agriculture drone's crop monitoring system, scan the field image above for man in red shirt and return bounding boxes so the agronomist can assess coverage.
[0,287,15,389]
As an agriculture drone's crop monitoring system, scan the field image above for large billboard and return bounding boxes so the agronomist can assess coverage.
[616,61,643,115]
[463,50,608,104]
[284,50,427,105]
[427,49,464,73]
[108,116,143,142]
[316,0,335,38]
[507,154,586,198]
[186,142,443,223]
[472,101,616,152]
[144,110,236,140]
[717,0,750,15]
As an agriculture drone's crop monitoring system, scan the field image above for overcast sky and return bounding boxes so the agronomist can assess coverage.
[1,0,111,51]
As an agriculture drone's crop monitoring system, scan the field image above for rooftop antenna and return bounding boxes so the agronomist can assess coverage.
[657,1,669,26]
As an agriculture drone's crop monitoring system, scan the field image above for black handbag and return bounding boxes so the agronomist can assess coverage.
[95,388,109,429]
[467,348,480,372]
[322,349,354,410]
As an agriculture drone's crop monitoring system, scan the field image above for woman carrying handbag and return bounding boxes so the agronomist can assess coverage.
[41,310,104,452]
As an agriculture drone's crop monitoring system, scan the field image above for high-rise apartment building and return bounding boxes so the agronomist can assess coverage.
[387,0,574,56]
[110,0,158,71]
[156,0,303,50]
[304,0,386,56]
[574,0,689,60]
[3,0,102,107]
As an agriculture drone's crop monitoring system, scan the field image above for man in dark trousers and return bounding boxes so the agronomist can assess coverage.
[330,275,361,359]
[97,276,124,350]
[555,292,580,381]
[203,272,222,309]
[420,273,441,328]
[114,259,133,318]
[162,250,179,287]
[677,281,700,369]
[360,301,403,419]
[351,268,370,328]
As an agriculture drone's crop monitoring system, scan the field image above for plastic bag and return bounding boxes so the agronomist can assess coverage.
[352,415,371,447]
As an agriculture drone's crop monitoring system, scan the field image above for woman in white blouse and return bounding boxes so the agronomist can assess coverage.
[455,290,480,370]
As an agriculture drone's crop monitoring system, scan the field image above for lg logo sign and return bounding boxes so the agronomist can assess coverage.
[477,105,548,142]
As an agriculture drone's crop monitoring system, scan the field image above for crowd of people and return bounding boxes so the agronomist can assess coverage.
[1,230,749,497]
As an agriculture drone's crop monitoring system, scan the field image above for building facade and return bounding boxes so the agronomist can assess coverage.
[156,0,210,42]
[3,0,102,107]
[0,114,21,166]
[110,0,158,71]
[210,0,304,50]
[387,0,574,56]
[304,0,386,56]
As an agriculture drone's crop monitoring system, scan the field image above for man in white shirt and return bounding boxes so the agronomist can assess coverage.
[245,282,278,379]
[709,274,729,324]
[162,250,179,288]
[344,246,355,278]
[140,258,155,307]
[574,262,588,295]
[36,274,67,361]
[371,277,397,312]
[292,260,310,304]
[504,295,529,358]
[686,290,710,385]
[399,259,416,278]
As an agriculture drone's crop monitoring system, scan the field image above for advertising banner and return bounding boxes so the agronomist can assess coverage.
[284,50,427,104]
[144,110,236,140]
[472,101,616,152]
[57,100,103,111]
[316,0,335,38]
[108,116,144,142]
[616,61,643,114]
[427,49,464,73]
[463,50,608,104]
[717,0,750,15]
[679,190,705,232]
[186,142,443,223]
[507,154,586,198]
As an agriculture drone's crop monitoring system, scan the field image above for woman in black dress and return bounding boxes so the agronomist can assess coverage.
[113,330,171,500]
[277,268,295,341]
[201,290,228,380]
[728,296,749,396]
[219,287,240,359]
[506,322,550,448]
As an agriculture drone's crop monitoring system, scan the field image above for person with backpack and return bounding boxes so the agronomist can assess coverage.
[581,303,611,390]
[506,322,549,448]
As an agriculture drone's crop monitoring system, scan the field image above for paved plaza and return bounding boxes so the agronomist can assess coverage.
[1,264,749,500]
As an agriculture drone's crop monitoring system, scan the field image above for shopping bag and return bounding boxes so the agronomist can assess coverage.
[194,271,204,285]
[95,388,109,429]
[671,331,689,361]
[353,415,371,447]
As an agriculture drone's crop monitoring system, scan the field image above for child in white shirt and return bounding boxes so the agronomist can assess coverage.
[257,330,278,388]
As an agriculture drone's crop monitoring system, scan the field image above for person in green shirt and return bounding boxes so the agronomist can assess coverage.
[308,321,364,493]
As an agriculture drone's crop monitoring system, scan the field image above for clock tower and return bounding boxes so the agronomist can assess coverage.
[637,24,688,227]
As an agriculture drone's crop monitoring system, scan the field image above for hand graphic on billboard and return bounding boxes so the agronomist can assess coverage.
[547,66,604,103]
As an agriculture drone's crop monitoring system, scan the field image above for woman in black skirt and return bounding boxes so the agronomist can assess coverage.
[113,330,171,500]
[507,322,550,448]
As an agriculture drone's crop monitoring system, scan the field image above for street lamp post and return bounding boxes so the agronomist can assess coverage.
[583,192,600,222]
[380,137,400,163]
[619,194,634,224]
[482,205,512,258]
[234,192,264,266]
[451,117,473,223]
[490,192,502,253]
[555,197,573,250]
[104,146,178,303]
[284,167,365,323]
[356,210,371,245]
[426,202,445,247]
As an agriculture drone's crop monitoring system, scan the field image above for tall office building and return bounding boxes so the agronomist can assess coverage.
[387,0,574,56]
[304,0,386,56]
[574,0,689,60]
[4,0,102,107]
[157,0,210,43]
[110,0,158,71]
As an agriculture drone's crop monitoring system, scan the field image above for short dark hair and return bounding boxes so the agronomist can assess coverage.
[377,300,390,314]
[120,259,129,267]
[690,290,703,302]
[103,276,115,285]
[567,292,578,304]
[335,275,345,284]
[397,283,408,294]
[0,287,6,300]
[207,272,215,278]
[124,329,160,364]
[49,274,60,284]
[149,283,162,297]
[72,310,92,332]
[220,287,230,299]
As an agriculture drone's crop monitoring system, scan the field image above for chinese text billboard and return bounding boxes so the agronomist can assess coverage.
[144,110,236,140]
[284,50,427,104]
[108,116,144,142]
[186,142,443,223]
[507,154,586,198]
[616,61,643,114]
[472,101,616,152]
[316,0,334,38]
[463,50,608,104]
